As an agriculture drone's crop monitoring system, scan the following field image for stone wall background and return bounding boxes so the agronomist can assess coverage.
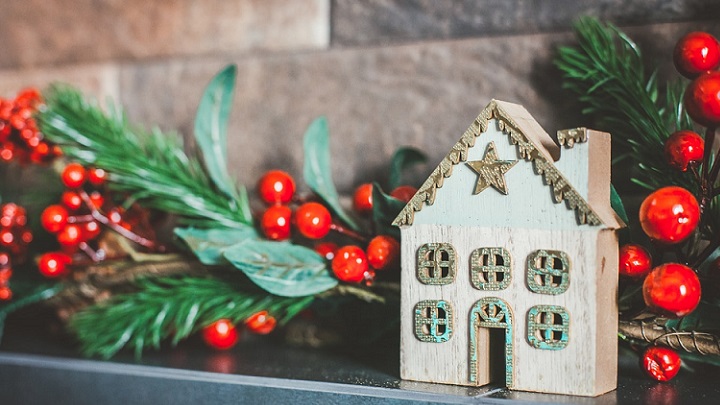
[1,0,719,197]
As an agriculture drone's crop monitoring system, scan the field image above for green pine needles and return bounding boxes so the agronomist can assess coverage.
[555,17,695,192]
[70,276,313,359]
[37,83,252,228]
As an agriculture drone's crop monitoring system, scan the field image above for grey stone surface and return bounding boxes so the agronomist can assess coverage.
[0,63,120,101]
[332,0,720,46]
[117,21,720,195]
[0,0,330,69]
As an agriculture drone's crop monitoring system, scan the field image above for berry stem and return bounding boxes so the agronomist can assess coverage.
[67,214,95,224]
[708,126,720,191]
[78,242,106,262]
[330,223,368,243]
[77,190,155,248]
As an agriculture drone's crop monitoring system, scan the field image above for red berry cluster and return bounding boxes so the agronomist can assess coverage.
[201,311,277,350]
[257,172,411,286]
[0,203,33,300]
[38,162,153,277]
[0,88,59,164]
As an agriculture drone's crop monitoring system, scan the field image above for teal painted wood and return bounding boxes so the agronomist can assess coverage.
[414,300,453,343]
[470,247,512,291]
[468,297,514,388]
[416,243,456,285]
[526,250,570,295]
[527,305,570,350]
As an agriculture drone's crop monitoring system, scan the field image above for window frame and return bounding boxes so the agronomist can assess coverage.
[527,305,570,350]
[470,247,512,291]
[414,300,454,343]
[526,249,570,295]
[416,243,457,285]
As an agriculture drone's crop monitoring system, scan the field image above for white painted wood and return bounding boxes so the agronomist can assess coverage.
[411,118,599,230]
[400,225,618,397]
[398,101,620,397]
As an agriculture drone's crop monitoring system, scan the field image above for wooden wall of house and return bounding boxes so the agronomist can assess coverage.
[0,1,718,203]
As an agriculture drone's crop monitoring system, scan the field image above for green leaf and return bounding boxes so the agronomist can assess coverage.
[303,117,360,231]
[223,240,338,297]
[174,226,258,265]
[372,183,406,239]
[194,64,251,222]
[389,147,427,190]
[610,184,629,224]
[0,280,63,343]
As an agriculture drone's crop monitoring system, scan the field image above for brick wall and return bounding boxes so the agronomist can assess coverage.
[1,0,718,193]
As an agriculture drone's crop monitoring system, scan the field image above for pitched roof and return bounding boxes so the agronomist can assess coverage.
[392,100,624,229]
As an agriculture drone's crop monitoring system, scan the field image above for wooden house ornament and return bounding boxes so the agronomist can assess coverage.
[394,100,624,397]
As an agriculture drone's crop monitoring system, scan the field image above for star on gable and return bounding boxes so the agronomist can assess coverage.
[465,142,518,195]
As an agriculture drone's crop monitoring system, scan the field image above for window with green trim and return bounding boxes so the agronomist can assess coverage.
[527,305,569,350]
[416,243,456,285]
[414,300,453,343]
[526,250,570,295]
[470,247,512,291]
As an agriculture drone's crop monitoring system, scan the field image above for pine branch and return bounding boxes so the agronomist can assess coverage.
[36,85,252,228]
[69,276,313,359]
[555,17,695,192]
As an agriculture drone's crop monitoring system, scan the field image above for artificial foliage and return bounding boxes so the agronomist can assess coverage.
[557,17,720,370]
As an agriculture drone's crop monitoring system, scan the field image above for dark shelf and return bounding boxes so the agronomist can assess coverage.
[1,311,719,404]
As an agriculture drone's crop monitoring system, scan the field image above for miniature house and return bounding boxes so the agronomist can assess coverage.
[393,100,624,397]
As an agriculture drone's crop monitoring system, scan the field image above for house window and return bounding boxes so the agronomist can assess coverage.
[417,243,456,285]
[470,247,512,291]
[414,300,453,343]
[527,305,570,350]
[526,250,570,295]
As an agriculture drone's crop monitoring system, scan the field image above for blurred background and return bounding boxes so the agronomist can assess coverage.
[0,0,719,197]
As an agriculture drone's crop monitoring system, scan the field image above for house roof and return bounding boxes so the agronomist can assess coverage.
[392,100,624,229]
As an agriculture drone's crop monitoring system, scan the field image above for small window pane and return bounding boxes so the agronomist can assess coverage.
[526,250,570,295]
[417,243,456,285]
[470,247,512,291]
[527,305,569,350]
[414,300,453,343]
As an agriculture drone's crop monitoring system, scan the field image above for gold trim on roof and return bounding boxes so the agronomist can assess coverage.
[392,101,603,227]
[557,127,588,148]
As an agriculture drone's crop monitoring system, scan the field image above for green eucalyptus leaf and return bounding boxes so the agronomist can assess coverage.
[194,64,248,218]
[389,147,427,190]
[610,184,629,225]
[223,240,338,297]
[303,117,360,231]
[372,183,406,239]
[174,226,258,265]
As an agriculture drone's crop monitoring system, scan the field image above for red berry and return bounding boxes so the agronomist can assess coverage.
[0,252,9,268]
[245,311,277,335]
[643,263,701,317]
[332,245,368,283]
[639,186,699,244]
[664,130,704,171]
[83,221,101,241]
[685,71,720,126]
[38,252,72,278]
[366,235,400,270]
[619,244,652,278]
[642,346,682,382]
[260,205,292,240]
[353,183,374,214]
[315,242,338,261]
[41,205,69,233]
[294,202,332,239]
[61,191,83,211]
[61,163,87,189]
[390,185,418,203]
[57,224,84,250]
[107,208,123,224]
[0,286,11,301]
[0,229,15,247]
[257,170,295,205]
[202,319,239,350]
[89,191,105,209]
[88,167,107,186]
[674,31,720,79]
[0,268,11,282]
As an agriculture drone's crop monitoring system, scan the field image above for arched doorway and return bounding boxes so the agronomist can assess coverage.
[469,297,514,388]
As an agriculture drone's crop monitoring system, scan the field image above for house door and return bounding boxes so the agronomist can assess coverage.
[469,297,514,388]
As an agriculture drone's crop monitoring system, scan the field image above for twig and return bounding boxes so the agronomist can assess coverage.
[330,223,368,243]
[619,319,720,356]
[78,190,155,248]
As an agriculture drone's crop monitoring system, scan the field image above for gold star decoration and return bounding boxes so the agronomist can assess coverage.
[465,142,517,195]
